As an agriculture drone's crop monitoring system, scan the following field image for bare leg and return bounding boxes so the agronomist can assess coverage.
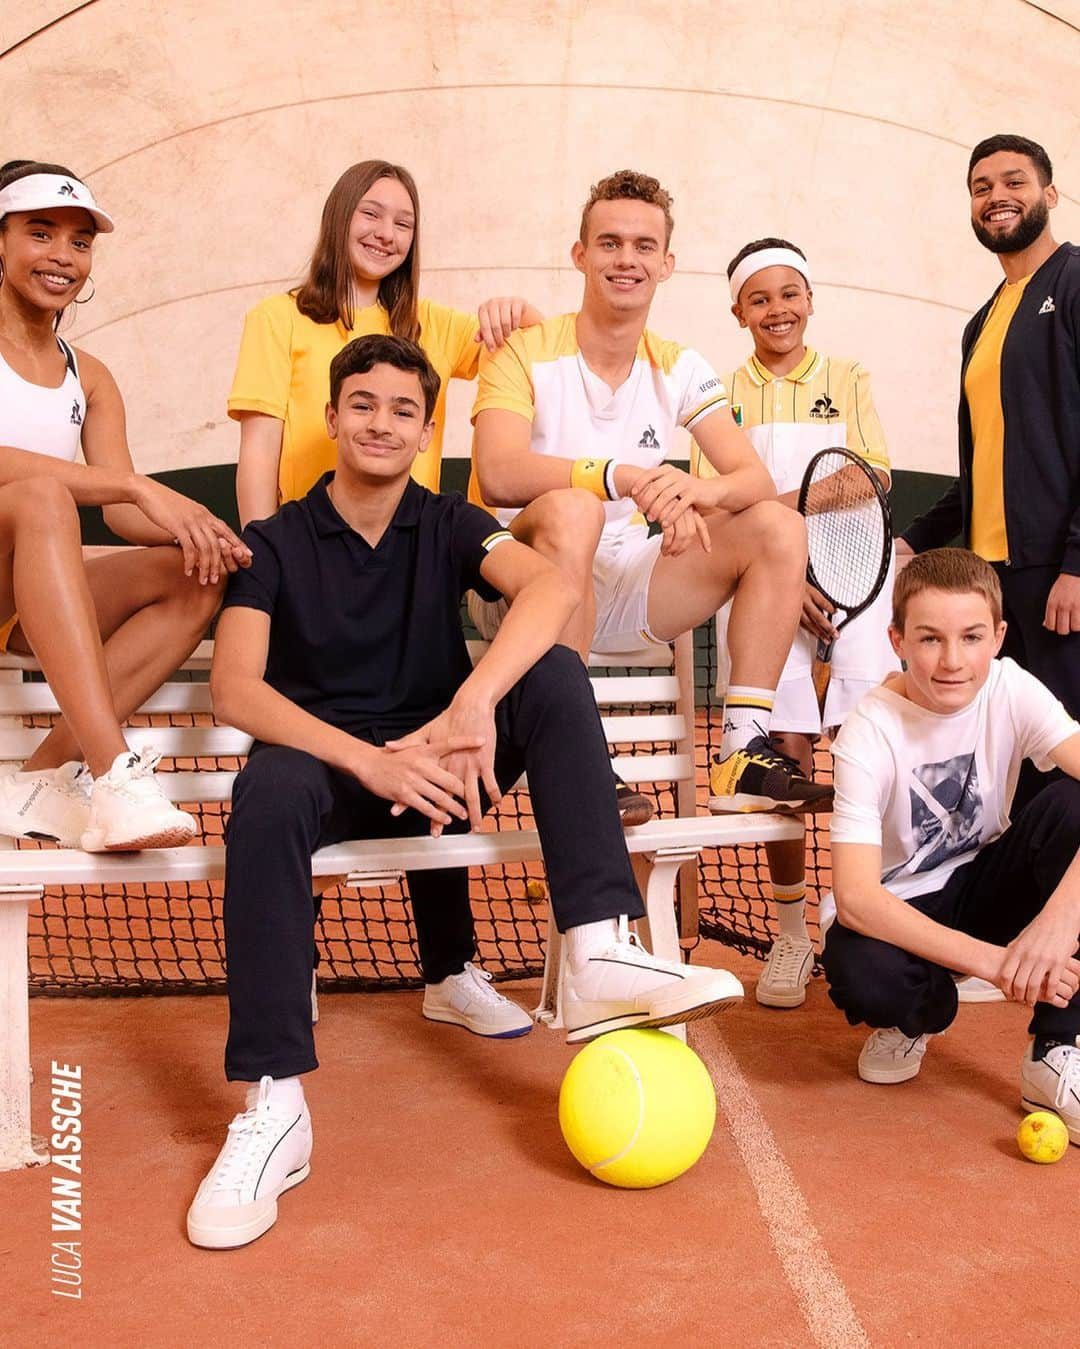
[0,479,128,776]
[647,500,807,688]
[507,489,604,663]
[9,547,223,772]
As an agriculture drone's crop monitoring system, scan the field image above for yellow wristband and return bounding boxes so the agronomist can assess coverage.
[570,456,611,500]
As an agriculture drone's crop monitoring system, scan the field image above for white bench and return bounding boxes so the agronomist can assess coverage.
[0,633,800,1170]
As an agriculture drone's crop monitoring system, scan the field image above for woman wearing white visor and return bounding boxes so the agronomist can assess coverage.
[0,159,251,850]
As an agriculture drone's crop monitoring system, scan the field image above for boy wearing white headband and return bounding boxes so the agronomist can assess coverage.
[471,173,830,823]
[694,236,898,1010]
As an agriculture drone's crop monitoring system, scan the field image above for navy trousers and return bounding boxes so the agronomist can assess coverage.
[223,646,645,1080]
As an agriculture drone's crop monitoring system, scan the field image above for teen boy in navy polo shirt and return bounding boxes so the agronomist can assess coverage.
[187,334,743,1249]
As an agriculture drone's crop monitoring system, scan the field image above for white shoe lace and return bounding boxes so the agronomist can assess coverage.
[765,935,813,984]
[210,1077,293,1196]
[454,963,507,1006]
[55,762,93,802]
[104,746,173,804]
[867,1028,922,1058]
[1053,1044,1080,1109]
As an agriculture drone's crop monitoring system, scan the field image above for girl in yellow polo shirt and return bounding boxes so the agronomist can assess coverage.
[229,160,542,523]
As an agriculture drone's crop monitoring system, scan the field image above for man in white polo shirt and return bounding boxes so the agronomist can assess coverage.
[470,169,829,815]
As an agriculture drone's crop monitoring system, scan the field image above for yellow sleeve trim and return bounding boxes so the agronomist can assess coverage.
[481,530,514,552]
[682,392,729,430]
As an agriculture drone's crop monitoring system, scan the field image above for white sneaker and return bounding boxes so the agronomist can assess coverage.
[0,760,91,846]
[756,934,815,1008]
[80,747,196,852]
[186,1078,312,1249]
[561,916,743,1044]
[858,1028,933,1084]
[956,976,1006,1003]
[1020,1037,1080,1145]
[422,962,533,1038]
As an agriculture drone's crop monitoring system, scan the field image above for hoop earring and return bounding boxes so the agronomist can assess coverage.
[0,258,5,287]
[74,276,95,305]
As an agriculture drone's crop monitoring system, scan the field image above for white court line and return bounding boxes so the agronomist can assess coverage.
[693,1022,871,1349]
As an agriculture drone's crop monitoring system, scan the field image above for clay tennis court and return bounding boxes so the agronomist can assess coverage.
[5,944,1074,1346]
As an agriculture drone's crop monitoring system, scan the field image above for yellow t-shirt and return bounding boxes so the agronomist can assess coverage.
[227,293,481,501]
[964,275,1031,561]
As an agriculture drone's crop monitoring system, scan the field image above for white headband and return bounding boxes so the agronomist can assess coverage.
[0,173,114,233]
[729,247,810,302]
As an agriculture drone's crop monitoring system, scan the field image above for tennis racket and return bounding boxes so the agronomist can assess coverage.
[796,447,892,715]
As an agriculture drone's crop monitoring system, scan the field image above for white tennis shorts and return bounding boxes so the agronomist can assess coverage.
[468,526,667,654]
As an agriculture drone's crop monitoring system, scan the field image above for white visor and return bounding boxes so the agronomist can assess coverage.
[0,173,114,233]
[729,248,810,302]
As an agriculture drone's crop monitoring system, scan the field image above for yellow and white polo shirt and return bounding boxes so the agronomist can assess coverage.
[471,312,728,537]
[692,349,889,493]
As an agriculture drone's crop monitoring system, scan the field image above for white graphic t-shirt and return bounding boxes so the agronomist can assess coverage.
[828,658,1078,911]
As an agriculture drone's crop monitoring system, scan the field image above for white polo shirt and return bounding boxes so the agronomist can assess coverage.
[470,312,728,539]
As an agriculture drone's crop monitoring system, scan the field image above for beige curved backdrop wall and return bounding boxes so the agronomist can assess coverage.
[4,0,1077,478]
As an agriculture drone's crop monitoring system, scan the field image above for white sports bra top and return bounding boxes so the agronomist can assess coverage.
[0,336,85,462]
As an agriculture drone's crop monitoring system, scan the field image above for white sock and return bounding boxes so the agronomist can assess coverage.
[245,1076,304,1112]
[566,918,620,972]
[773,881,808,941]
[721,686,776,757]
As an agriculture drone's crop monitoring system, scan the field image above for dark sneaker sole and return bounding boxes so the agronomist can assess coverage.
[707,794,832,816]
[565,994,741,1044]
[616,787,655,828]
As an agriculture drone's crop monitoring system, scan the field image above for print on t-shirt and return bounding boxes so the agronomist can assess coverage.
[883,753,981,884]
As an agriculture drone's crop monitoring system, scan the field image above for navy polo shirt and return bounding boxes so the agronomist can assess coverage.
[222,473,512,735]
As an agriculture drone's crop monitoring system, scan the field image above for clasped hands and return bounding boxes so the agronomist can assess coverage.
[621,463,716,557]
[357,696,500,837]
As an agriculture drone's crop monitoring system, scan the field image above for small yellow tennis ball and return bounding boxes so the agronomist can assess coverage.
[1017,1110,1069,1164]
[558,1028,717,1188]
[525,879,548,902]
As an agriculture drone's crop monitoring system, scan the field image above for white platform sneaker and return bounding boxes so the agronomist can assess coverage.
[423,962,533,1038]
[0,760,91,845]
[187,1078,313,1250]
[1020,1036,1080,1145]
[80,747,196,852]
[561,916,744,1044]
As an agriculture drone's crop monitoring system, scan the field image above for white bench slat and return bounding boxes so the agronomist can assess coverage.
[591,675,679,705]
[0,719,687,765]
[0,675,681,719]
[0,813,800,888]
[0,726,253,761]
[601,714,683,744]
[0,683,215,716]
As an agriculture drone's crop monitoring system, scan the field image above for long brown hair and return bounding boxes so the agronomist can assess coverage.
[294,161,421,340]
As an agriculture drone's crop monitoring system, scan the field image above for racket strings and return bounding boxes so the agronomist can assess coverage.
[804,454,887,611]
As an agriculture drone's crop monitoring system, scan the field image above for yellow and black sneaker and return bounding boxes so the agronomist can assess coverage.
[708,736,833,815]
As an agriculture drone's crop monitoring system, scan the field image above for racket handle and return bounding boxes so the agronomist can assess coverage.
[812,637,835,717]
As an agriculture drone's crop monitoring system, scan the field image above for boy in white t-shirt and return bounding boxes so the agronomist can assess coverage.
[694,237,899,1010]
[823,549,1080,1142]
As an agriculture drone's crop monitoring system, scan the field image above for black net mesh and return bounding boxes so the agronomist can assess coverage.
[24,621,830,997]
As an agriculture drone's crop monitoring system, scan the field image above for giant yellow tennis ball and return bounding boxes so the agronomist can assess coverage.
[1017,1111,1069,1164]
[558,1029,717,1188]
